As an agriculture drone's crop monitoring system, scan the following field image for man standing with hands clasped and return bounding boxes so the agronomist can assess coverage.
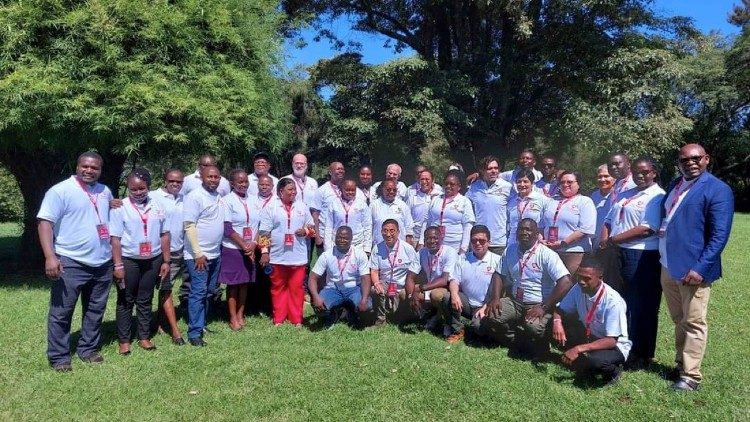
[38,151,114,371]
[659,143,733,392]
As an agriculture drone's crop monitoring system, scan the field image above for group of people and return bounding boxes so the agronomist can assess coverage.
[37,144,733,392]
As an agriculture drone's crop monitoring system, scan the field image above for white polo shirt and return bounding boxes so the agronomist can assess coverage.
[183,187,224,260]
[281,174,318,207]
[312,247,370,289]
[181,170,231,197]
[370,197,414,245]
[311,181,340,212]
[539,195,597,252]
[453,251,502,307]
[259,199,313,266]
[109,198,168,259]
[247,173,279,197]
[37,176,113,266]
[222,192,262,250]
[507,191,550,246]
[466,178,513,248]
[149,188,184,252]
[422,193,476,251]
[419,244,458,283]
[500,242,570,304]
[605,184,665,250]
[589,189,612,250]
[407,185,444,242]
[558,283,632,360]
[371,180,408,201]
[321,195,372,253]
[609,174,637,205]
[369,240,420,287]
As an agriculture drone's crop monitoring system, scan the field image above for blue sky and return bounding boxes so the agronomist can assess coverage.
[284,0,742,68]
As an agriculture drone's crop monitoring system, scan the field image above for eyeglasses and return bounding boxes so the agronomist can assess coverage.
[559,180,578,185]
[470,238,488,245]
[678,155,706,165]
[166,179,184,183]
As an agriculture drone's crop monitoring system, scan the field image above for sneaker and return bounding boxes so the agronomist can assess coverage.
[51,362,72,372]
[80,353,104,364]
[672,377,700,392]
[446,330,465,344]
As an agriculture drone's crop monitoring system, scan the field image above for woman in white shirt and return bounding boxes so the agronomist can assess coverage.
[110,169,170,355]
[600,158,665,370]
[421,171,475,254]
[506,169,549,247]
[220,169,259,331]
[258,178,315,326]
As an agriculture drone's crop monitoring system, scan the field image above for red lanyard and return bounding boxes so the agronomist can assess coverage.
[293,176,307,200]
[386,240,401,282]
[238,194,250,226]
[260,195,273,209]
[337,250,352,281]
[585,285,606,338]
[128,198,151,238]
[76,177,103,223]
[339,197,353,224]
[552,195,577,226]
[666,179,694,219]
[611,175,631,203]
[283,202,294,231]
[518,241,540,281]
[516,197,530,219]
[617,191,645,222]
[439,195,456,225]
[427,246,442,280]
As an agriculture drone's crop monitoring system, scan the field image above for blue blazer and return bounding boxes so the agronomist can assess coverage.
[663,172,734,283]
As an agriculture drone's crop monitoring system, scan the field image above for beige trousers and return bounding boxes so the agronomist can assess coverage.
[660,266,711,382]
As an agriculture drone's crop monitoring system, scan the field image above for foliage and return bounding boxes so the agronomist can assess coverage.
[0,167,23,223]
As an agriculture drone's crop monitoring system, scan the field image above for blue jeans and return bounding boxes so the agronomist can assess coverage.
[318,285,369,325]
[48,256,112,365]
[186,257,221,340]
[620,248,662,360]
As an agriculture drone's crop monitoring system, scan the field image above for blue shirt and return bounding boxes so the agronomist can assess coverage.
[37,176,113,266]
[500,242,569,304]
[539,195,597,252]
[183,187,225,260]
[453,251,502,307]
[589,189,612,249]
[466,178,513,248]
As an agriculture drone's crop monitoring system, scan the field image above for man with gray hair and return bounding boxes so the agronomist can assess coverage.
[372,163,408,201]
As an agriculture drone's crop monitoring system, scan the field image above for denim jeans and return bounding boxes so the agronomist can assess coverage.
[186,257,221,340]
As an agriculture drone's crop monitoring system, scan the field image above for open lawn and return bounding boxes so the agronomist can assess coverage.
[0,218,748,421]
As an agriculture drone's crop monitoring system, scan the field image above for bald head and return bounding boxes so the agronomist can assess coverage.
[678,143,709,181]
[386,164,402,181]
[329,161,345,184]
[292,153,308,177]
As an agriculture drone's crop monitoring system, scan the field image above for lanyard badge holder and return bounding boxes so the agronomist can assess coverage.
[243,227,253,241]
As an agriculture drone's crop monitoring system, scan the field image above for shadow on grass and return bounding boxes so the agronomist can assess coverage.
[0,274,50,290]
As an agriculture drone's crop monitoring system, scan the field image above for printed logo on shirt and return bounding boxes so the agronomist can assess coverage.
[485,266,493,274]
[529,203,541,211]
[531,263,541,272]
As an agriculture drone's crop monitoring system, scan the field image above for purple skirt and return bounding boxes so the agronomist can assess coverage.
[219,246,256,285]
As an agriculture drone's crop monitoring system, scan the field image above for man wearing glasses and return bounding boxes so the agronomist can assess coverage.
[535,155,562,200]
[659,144,734,392]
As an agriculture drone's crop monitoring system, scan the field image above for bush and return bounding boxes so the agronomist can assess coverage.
[0,166,23,222]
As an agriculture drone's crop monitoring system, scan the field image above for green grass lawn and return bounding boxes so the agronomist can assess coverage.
[0,218,748,421]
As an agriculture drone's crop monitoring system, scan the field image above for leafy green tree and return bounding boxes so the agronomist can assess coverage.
[0,0,290,264]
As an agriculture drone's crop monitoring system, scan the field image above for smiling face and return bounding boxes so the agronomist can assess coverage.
[423,228,441,253]
[381,222,399,247]
[230,171,249,195]
[335,227,353,253]
[418,171,434,193]
[258,176,273,197]
[518,152,535,170]
[330,162,345,184]
[386,164,401,181]
[359,167,373,187]
[341,180,357,201]
[279,182,297,204]
[253,157,270,177]
[632,161,656,189]
[381,180,398,202]
[541,158,557,179]
[443,174,461,197]
[559,173,579,198]
[516,176,533,197]
[482,160,500,183]
[201,166,221,192]
[678,144,709,181]
[127,177,149,203]
[76,157,103,185]
[516,219,537,249]
[164,170,184,195]
[292,154,308,178]
[470,231,490,257]
[596,167,615,192]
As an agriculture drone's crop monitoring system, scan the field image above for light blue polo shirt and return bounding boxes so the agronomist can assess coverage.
[466,178,513,248]
[109,198,168,259]
[222,191,262,250]
[500,242,569,304]
[506,191,550,246]
[558,283,632,360]
[259,199,313,266]
[37,176,113,266]
[369,240,420,287]
[370,197,413,246]
[183,187,225,260]
[149,188,184,252]
[589,189,612,249]
[539,195,597,252]
[312,247,370,289]
[453,251,502,307]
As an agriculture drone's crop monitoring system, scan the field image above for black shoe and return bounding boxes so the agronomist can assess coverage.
[664,367,681,382]
[606,367,623,386]
[189,338,207,347]
[624,356,649,371]
[80,353,104,364]
[672,378,700,392]
[51,362,72,372]
[172,337,186,346]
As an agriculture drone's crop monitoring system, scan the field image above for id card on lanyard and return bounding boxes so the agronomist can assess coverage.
[283,202,294,247]
[585,286,606,339]
[77,177,109,240]
[547,196,576,242]
[438,196,456,237]
[386,240,400,297]
[516,241,540,303]
[659,179,693,238]
[129,198,152,257]
[240,196,253,241]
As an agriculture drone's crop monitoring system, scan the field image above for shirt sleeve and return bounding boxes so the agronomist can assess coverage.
[443,248,458,277]
[452,258,464,284]
[640,192,665,231]
[407,246,421,274]
[183,194,200,224]
[578,197,597,235]
[603,297,628,338]
[369,247,380,270]
[311,252,328,276]
[356,249,370,276]
[108,208,124,238]
[544,248,571,282]
[37,187,64,223]
[557,285,577,314]
[259,206,274,232]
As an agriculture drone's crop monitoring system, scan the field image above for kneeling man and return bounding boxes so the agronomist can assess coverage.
[309,226,371,328]
[483,218,573,358]
[552,255,631,385]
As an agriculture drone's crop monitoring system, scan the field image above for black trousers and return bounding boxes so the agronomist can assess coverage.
[441,291,481,334]
[560,313,625,378]
[117,256,162,342]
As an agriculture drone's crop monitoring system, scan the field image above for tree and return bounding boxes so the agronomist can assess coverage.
[0,0,290,265]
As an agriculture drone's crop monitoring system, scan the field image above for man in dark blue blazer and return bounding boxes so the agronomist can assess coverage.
[658,143,734,392]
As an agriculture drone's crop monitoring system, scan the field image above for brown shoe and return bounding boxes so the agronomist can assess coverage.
[446,330,465,344]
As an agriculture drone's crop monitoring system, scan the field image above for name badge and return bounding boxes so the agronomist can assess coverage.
[139,241,153,257]
[243,227,253,241]
[387,282,398,297]
[547,226,559,242]
[284,233,294,247]
[515,287,524,303]
[97,224,110,240]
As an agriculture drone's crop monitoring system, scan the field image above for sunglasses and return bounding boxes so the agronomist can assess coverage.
[678,155,706,165]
